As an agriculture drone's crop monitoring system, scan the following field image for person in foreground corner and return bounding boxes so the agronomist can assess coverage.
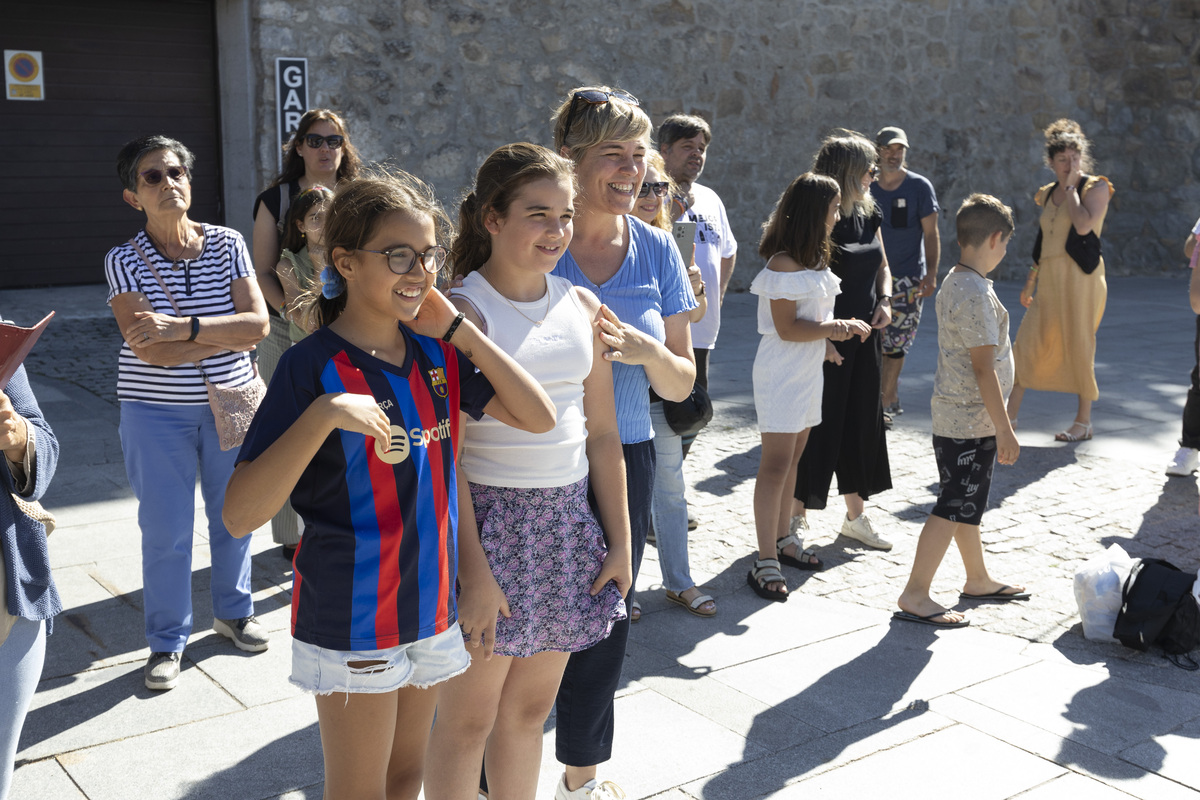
[0,364,59,800]
[896,195,1031,629]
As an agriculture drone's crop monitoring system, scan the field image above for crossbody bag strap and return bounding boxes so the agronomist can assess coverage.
[128,237,210,382]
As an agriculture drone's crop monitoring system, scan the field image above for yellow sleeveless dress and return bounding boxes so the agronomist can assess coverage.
[1012,175,1114,401]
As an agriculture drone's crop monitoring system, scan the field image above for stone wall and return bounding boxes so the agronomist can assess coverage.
[251,0,1200,286]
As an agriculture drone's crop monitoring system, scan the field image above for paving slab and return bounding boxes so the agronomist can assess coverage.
[1014,772,1140,799]
[956,660,1200,758]
[931,693,1200,800]
[1121,716,1200,792]
[18,657,243,763]
[55,696,322,800]
[769,725,1065,799]
[712,622,1035,734]
[8,757,88,800]
[683,708,954,800]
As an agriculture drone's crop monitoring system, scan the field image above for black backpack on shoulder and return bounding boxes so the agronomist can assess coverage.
[1112,558,1200,668]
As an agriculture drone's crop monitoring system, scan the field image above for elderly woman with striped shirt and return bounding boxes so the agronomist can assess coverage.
[104,135,270,692]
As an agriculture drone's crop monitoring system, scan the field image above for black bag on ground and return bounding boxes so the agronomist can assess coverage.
[1112,558,1200,655]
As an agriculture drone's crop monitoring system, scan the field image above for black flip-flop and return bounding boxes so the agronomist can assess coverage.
[892,610,969,628]
[959,585,1031,602]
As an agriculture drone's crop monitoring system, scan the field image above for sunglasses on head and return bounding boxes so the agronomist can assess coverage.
[357,245,448,276]
[303,133,345,149]
[638,181,669,198]
[561,89,640,146]
[140,165,189,186]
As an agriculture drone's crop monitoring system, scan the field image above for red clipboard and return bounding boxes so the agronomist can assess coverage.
[0,312,54,391]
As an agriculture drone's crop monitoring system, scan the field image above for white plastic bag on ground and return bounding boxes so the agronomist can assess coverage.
[1074,543,1136,643]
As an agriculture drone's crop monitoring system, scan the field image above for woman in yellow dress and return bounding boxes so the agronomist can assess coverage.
[1007,119,1114,442]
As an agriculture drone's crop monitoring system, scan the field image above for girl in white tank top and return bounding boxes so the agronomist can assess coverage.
[425,143,631,800]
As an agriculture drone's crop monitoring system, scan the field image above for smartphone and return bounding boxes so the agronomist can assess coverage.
[673,220,697,265]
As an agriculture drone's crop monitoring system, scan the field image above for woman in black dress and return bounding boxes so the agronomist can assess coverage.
[789,131,894,561]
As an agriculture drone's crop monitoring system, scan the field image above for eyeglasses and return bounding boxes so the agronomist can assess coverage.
[561,89,640,146]
[638,181,669,198]
[140,166,189,186]
[303,134,345,150]
[358,245,448,275]
[868,165,880,178]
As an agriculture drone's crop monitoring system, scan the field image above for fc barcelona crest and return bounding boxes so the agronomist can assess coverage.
[428,366,448,398]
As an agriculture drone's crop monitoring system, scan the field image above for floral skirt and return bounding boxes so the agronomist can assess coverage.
[467,478,626,658]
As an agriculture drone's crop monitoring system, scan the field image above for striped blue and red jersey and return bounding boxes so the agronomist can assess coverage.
[238,325,495,651]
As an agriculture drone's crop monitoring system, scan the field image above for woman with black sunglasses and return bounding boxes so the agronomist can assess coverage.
[251,108,362,560]
[104,135,271,690]
[547,86,697,800]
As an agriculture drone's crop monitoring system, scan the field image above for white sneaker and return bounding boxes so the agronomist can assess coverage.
[555,774,627,800]
[841,512,892,550]
[1166,447,1199,477]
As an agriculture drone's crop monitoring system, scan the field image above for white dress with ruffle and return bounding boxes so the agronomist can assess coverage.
[751,265,842,433]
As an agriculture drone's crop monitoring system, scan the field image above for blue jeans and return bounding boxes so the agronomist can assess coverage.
[0,616,44,800]
[649,402,694,592]
[120,401,253,653]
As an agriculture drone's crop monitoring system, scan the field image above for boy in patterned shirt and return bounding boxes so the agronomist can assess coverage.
[895,194,1030,628]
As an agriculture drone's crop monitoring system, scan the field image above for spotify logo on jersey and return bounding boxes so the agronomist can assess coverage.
[375,426,411,465]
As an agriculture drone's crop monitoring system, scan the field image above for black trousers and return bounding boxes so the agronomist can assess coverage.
[554,439,655,767]
[680,347,709,458]
[1183,316,1200,449]
[794,329,892,508]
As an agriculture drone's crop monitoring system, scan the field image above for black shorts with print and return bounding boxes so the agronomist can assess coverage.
[930,435,996,526]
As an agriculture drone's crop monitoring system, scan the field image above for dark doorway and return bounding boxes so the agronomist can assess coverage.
[1,0,221,288]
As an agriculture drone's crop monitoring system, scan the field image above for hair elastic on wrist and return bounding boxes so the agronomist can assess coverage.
[442,311,465,343]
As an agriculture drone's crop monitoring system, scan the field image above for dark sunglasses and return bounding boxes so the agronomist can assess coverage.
[139,165,189,186]
[868,165,880,178]
[358,245,448,276]
[303,133,345,149]
[638,181,669,199]
[561,89,640,145]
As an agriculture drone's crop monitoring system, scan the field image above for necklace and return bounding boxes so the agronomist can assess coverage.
[955,261,986,279]
[481,266,551,326]
[146,228,198,264]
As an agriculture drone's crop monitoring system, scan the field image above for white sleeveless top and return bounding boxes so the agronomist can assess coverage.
[451,272,593,488]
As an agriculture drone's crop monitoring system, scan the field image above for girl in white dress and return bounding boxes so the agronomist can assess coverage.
[748,173,872,602]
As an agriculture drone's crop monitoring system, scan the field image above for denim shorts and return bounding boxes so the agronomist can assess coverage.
[289,624,471,695]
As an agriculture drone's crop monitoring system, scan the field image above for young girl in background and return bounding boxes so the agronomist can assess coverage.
[424,142,630,800]
[277,184,333,342]
[222,169,554,800]
[748,172,871,602]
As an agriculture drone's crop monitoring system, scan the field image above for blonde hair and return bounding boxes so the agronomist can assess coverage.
[552,86,652,161]
[641,150,678,233]
[1043,118,1094,172]
[812,129,878,217]
[956,193,1014,249]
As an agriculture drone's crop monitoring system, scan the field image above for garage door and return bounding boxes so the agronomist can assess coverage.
[1,0,221,288]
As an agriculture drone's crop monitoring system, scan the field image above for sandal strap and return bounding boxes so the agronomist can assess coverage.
[687,593,715,610]
[751,559,785,584]
[776,533,804,552]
